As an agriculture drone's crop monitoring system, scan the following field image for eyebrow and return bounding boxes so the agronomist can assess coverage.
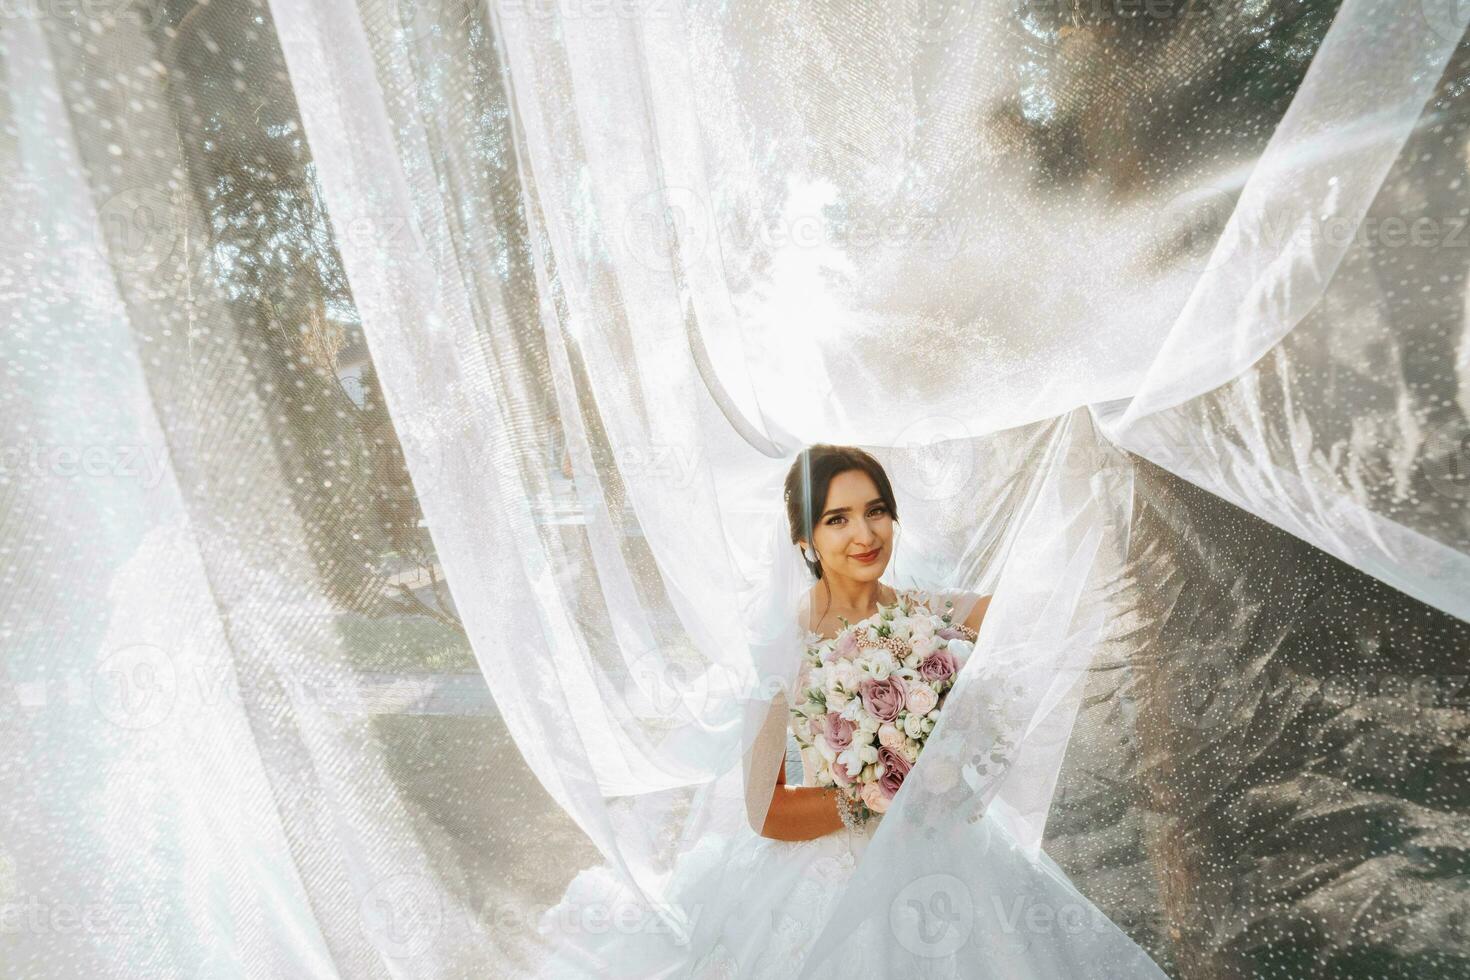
[820,497,884,520]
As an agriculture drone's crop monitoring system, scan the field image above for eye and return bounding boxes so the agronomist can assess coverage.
[825,515,846,525]
[869,505,888,517]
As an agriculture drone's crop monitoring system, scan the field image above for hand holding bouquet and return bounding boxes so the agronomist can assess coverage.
[790,590,977,825]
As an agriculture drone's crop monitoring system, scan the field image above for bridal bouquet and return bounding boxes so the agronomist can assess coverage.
[790,590,976,823]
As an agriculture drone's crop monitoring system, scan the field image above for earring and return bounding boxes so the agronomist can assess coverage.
[803,544,819,564]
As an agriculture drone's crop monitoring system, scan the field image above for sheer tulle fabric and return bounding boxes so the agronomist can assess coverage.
[4,0,1469,976]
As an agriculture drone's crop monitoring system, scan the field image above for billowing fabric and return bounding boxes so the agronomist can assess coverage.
[2,0,1468,977]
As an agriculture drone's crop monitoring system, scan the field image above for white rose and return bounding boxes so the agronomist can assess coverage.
[890,619,913,642]
[905,684,939,716]
[910,635,938,659]
[877,722,904,749]
[911,616,935,642]
[840,698,863,722]
[857,714,880,735]
[815,734,835,763]
[834,662,863,690]
[945,638,974,661]
[837,747,863,777]
[827,689,850,712]
[861,782,891,813]
[902,713,925,740]
[823,671,843,699]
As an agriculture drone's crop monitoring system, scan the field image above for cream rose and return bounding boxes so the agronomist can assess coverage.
[877,722,904,749]
[904,683,939,717]
[861,781,891,813]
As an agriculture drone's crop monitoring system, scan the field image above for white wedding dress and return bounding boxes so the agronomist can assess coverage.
[535,588,1167,979]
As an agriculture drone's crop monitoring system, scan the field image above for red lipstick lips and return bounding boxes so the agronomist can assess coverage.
[852,548,880,563]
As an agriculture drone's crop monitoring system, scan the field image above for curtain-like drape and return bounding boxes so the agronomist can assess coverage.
[4,0,1468,977]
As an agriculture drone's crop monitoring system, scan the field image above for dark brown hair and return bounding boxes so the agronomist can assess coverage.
[783,444,900,581]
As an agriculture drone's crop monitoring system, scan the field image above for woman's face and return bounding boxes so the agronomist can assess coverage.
[805,469,893,583]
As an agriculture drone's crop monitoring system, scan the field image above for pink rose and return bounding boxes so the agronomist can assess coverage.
[917,647,960,684]
[858,675,906,722]
[831,763,852,788]
[877,744,911,797]
[823,711,855,751]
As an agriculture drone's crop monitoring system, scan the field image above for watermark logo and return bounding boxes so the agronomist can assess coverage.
[889,415,975,502]
[1422,416,1470,501]
[92,643,176,730]
[385,403,489,511]
[890,872,973,957]
[614,442,702,490]
[1,0,168,29]
[1158,652,1249,734]
[387,409,449,509]
[621,648,714,728]
[97,186,182,277]
[496,0,672,22]
[910,0,975,45]
[622,186,712,274]
[1151,179,1240,276]
[0,894,158,936]
[359,873,443,959]
[1418,0,1470,43]
[0,440,169,489]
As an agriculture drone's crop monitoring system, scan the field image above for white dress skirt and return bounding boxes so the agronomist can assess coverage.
[533,737,1169,979]
[534,597,1169,978]
[533,742,883,980]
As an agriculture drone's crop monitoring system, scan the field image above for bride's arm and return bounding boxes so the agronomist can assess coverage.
[759,754,848,841]
[745,690,846,840]
[958,592,992,635]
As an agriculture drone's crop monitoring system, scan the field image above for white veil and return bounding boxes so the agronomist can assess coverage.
[7,0,1469,976]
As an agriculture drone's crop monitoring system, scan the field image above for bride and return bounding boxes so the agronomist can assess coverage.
[685,444,989,976]
[536,444,1167,979]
